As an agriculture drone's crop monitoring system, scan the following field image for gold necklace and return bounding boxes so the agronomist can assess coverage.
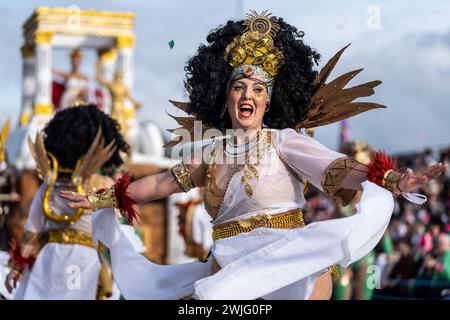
[204,129,273,220]
[240,129,272,197]
[204,139,244,219]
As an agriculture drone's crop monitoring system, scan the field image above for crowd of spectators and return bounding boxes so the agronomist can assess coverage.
[303,146,450,299]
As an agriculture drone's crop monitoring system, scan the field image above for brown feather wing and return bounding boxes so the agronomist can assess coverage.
[301,102,386,128]
[164,100,215,148]
[298,44,385,130]
[27,132,53,184]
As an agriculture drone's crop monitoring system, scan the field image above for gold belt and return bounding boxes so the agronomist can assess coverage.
[46,229,95,249]
[212,208,305,241]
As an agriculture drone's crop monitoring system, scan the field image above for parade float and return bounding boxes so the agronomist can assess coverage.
[2,7,200,266]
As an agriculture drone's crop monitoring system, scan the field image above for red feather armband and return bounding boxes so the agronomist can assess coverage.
[87,173,140,224]
[367,151,404,193]
[8,240,36,273]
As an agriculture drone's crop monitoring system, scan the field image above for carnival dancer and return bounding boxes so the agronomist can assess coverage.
[4,105,130,299]
[61,11,447,300]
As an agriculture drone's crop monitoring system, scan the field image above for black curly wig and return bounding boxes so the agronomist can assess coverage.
[184,17,320,130]
[43,104,129,176]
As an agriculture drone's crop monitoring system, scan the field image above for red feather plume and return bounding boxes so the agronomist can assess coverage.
[114,173,140,224]
[367,151,397,187]
[8,240,36,272]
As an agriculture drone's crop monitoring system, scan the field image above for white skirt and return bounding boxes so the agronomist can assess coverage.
[13,243,101,300]
[92,181,394,300]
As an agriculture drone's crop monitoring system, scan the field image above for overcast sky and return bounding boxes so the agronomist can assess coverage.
[0,0,449,154]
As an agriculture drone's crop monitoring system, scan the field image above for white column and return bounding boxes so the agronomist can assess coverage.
[97,48,117,115]
[117,35,134,92]
[19,45,35,127]
[33,31,54,127]
[116,35,138,145]
[35,45,52,108]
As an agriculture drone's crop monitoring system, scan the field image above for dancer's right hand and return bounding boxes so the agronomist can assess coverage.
[5,270,21,293]
[59,191,91,209]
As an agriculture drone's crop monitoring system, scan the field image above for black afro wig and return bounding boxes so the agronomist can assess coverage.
[184,17,320,130]
[43,104,129,175]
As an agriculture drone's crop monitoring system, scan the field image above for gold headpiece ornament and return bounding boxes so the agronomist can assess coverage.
[224,10,283,81]
[27,128,116,224]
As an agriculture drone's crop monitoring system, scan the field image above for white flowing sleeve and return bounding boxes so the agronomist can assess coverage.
[24,185,46,233]
[276,128,360,205]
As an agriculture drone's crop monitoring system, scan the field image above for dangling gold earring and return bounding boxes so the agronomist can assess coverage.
[220,104,227,118]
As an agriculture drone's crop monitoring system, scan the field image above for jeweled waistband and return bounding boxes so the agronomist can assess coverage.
[212,208,305,241]
[46,228,95,249]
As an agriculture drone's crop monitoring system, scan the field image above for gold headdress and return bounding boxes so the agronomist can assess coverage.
[28,128,116,224]
[224,10,283,80]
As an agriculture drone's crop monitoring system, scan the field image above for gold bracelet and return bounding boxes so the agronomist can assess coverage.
[10,266,22,274]
[171,162,194,193]
[382,170,403,193]
[8,260,23,273]
[87,186,116,211]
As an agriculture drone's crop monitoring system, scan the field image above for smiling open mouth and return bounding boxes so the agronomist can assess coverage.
[239,104,254,117]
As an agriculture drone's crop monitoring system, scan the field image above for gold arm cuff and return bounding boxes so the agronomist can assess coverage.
[382,170,403,193]
[321,156,359,206]
[171,162,194,193]
[87,186,116,211]
[46,229,95,249]
[212,208,304,241]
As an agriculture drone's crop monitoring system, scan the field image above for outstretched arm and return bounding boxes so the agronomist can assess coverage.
[52,68,70,80]
[278,129,447,205]
[318,151,446,205]
[339,160,447,193]
[60,162,206,210]
[125,162,205,203]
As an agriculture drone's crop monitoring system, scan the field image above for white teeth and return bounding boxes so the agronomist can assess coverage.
[239,105,254,112]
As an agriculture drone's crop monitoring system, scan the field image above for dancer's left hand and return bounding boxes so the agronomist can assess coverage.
[398,162,447,192]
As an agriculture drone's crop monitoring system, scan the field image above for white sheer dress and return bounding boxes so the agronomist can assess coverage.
[92,128,394,299]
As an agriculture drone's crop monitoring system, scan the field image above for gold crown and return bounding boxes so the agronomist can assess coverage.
[224,10,283,80]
